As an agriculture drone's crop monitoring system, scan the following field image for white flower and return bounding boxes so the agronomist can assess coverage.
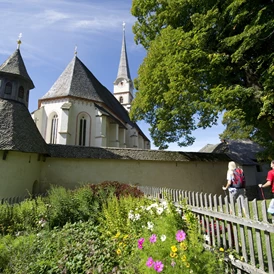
[161,200,168,209]
[135,213,141,220]
[229,254,235,261]
[147,221,154,231]
[156,207,164,215]
[175,207,182,214]
[128,212,134,220]
[150,203,158,208]
[161,235,166,242]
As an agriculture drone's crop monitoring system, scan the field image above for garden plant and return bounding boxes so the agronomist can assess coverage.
[0,182,225,273]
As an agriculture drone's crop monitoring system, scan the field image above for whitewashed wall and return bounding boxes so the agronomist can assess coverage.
[39,158,230,196]
[0,151,42,198]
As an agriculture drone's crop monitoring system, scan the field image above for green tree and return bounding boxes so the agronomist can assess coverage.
[130,0,274,154]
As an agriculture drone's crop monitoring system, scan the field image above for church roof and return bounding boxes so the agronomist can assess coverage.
[40,55,149,141]
[115,24,131,82]
[0,49,34,89]
[0,99,48,154]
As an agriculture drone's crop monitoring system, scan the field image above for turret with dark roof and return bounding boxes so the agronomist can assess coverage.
[0,47,34,108]
[0,40,48,154]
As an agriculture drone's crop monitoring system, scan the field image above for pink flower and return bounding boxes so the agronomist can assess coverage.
[146,257,154,268]
[138,238,145,245]
[149,234,157,243]
[154,261,164,272]
[171,260,176,267]
[176,230,186,242]
[138,237,145,249]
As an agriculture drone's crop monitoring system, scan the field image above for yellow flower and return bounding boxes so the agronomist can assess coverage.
[181,255,187,262]
[171,245,178,252]
[119,242,123,246]
[185,262,190,268]
[116,249,121,255]
[219,247,224,252]
[114,232,121,238]
[123,235,129,240]
[170,252,177,258]
[180,242,188,250]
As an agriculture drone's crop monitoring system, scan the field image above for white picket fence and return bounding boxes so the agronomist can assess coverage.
[137,186,274,274]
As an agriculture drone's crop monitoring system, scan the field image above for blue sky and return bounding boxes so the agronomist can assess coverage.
[0,0,225,151]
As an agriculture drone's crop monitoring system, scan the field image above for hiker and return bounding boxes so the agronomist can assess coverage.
[222,161,246,213]
[258,160,274,215]
[258,160,274,195]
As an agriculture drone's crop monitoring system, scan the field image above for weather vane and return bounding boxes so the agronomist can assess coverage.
[17,33,22,49]
[74,45,78,56]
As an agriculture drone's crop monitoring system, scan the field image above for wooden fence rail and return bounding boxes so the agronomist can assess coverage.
[137,186,274,274]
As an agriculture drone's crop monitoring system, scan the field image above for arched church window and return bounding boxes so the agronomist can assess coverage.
[119,96,123,103]
[79,116,87,146]
[4,82,12,94]
[18,86,24,98]
[50,114,58,144]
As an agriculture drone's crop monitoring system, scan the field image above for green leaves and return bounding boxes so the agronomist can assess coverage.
[130,0,274,153]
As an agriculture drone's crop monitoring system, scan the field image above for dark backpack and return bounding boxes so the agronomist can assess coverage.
[232,168,245,189]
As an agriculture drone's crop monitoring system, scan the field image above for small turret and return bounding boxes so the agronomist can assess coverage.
[0,34,34,108]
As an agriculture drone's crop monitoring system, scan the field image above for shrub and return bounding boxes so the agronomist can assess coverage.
[88,181,144,199]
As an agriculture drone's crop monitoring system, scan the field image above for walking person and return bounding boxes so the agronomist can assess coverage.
[258,160,274,215]
[222,161,246,214]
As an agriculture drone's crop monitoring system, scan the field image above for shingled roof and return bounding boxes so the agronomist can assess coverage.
[199,139,264,165]
[0,99,48,154]
[0,49,34,89]
[47,144,231,162]
[40,56,149,141]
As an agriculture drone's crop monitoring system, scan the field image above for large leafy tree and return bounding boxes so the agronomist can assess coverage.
[130,0,274,154]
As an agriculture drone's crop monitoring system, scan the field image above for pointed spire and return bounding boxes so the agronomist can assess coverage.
[0,48,34,89]
[116,22,131,81]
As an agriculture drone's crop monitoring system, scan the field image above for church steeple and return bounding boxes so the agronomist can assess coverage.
[0,34,34,108]
[116,22,131,81]
[113,22,134,112]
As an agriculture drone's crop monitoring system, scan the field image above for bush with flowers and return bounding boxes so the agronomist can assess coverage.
[101,195,225,273]
[124,198,224,273]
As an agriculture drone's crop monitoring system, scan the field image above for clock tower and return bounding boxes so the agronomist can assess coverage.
[113,22,134,112]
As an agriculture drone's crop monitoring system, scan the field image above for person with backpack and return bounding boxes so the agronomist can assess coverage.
[222,161,246,210]
[258,160,274,195]
[258,160,274,215]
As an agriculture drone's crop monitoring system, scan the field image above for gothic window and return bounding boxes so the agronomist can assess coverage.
[50,114,58,144]
[18,86,24,98]
[79,116,87,146]
[4,82,12,94]
[119,96,123,103]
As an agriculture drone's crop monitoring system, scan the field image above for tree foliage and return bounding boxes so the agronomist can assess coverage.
[130,0,274,152]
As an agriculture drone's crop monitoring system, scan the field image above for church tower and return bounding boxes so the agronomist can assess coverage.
[0,34,34,108]
[113,22,134,112]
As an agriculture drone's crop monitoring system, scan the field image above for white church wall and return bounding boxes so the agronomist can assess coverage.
[0,151,42,199]
[40,157,229,196]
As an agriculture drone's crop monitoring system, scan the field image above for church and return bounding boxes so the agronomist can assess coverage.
[32,24,150,150]
[0,27,262,201]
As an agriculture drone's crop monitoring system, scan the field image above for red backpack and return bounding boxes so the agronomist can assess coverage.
[232,168,246,189]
